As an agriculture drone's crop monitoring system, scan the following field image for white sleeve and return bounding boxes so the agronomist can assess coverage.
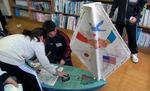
[31,41,56,74]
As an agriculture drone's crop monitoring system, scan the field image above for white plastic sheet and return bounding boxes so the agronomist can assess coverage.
[70,2,131,80]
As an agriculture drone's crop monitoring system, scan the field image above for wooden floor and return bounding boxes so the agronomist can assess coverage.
[5,17,150,91]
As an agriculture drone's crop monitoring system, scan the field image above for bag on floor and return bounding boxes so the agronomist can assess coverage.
[139,3,150,28]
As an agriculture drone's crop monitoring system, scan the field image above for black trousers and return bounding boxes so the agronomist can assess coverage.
[0,61,42,91]
[116,23,138,54]
[0,82,4,91]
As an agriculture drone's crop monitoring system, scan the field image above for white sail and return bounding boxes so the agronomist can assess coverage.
[70,2,131,80]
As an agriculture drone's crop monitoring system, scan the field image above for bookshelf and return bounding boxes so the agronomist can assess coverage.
[10,0,53,22]
[52,0,114,31]
[94,0,113,3]
[51,0,94,31]
[9,0,113,31]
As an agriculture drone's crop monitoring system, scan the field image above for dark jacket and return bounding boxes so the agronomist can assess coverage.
[0,10,6,27]
[109,0,147,24]
[0,68,9,84]
[45,30,71,62]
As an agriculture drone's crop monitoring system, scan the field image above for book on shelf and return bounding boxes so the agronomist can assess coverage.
[32,12,51,22]
[16,0,28,7]
[54,0,92,15]
[51,14,78,31]
[20,10,30,17]
[30,1,51,12]
[15,8,30,17]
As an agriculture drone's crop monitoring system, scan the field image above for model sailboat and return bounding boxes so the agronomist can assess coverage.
[38,2,131,91]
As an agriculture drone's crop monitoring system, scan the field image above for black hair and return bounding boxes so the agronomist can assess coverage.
[42,20,56,34]
[22,28,44,41]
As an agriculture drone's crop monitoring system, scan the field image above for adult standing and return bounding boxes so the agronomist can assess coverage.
[109,0,147,63]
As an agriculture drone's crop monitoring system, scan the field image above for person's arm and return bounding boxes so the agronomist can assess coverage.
[56,32,71,65]
[133,0,147,21]
[32,41,57,75]
[109,0,118,18]
[45,37,51,56]
[32,41,66,76]
[60,32,71,60]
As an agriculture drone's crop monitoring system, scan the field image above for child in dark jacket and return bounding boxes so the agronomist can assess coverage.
[43,20,73,66]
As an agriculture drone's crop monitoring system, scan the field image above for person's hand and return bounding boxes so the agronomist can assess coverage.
[4,77,18,87]
[129,16,137,24]
[57,71,67,77]
[32,62,41,74]
[60,59,65,66]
